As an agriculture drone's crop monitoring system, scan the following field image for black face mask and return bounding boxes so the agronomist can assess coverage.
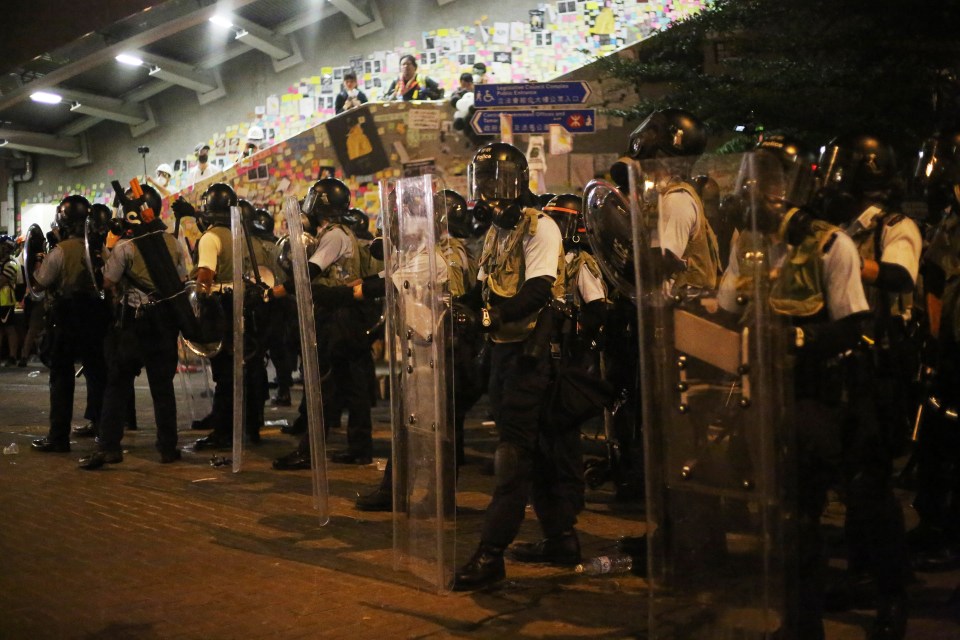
[198,154,209,164]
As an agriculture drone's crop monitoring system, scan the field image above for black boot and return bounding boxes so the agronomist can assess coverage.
[507,530,581,566]
[355,486,392,512]
[453,544,505,591]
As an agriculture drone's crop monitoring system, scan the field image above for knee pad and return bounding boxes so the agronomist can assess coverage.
[494,443,522,491]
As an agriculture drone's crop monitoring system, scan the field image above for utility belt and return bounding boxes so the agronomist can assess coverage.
[523,298,574,362]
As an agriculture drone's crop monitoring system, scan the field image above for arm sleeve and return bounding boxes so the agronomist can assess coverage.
[33,246,62,288]
[658,192,698,262]
[335,94,346,114]
[879,218,922,285]
[578,299,607,345]
[875,262,914,294]
[195,232,221,272]
[308,228,351,271]
[493,276,553,323]
[521,214,563,281]
[822,233,870,321]
[101,242,130,285]
[577,263,607,304]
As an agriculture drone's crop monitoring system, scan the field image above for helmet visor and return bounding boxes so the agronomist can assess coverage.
[468,162,524,201]
[817,144,856,192]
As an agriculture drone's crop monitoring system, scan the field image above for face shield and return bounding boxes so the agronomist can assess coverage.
[467,160,525,202]
[734,150,813,239]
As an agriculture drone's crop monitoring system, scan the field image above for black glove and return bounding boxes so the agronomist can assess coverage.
[171,197,196,219]
[478,306,502,333]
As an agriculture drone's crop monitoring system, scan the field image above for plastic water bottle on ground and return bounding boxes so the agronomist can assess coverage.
[3,443,20,455]
[575,553,634,576]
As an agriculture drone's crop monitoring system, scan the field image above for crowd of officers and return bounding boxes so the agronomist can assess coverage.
[11,106,960,639]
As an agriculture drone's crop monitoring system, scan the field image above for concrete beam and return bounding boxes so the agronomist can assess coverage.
[0,128,81,158]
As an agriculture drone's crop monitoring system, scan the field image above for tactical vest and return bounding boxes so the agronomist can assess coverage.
[663,182,721,292]
[191,226,234,284]
[55,238,97,298]
[311,223,361,287]
[356,237,384,280]
[246,236,280,285]
[128,233,183,295]
[766,218,840,318]
[849,208,915,317]
[479,207,566,343]
[440,236,476,298]
[564,250,605,307]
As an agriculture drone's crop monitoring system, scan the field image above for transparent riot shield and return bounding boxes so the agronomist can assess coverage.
[583,179,638,300]
[23,224,46,302]
[382,175,456,592]
[177,334,214,424]
[83,217,105,300]
[630,156,797,639]
[282,196,330,524]
[231,205,246,473]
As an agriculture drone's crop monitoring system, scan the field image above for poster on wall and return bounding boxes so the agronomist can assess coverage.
[402,158,436,177]
[325,105,390,176]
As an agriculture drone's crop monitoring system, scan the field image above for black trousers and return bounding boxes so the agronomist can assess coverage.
[46,297,108,445]
[295,336,374,457]
[98,305,179,454]
[207,293,269,439]
[267,296,298,391]
[480,341,584,548]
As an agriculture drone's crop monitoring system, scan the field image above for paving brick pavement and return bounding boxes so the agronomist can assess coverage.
[0,365,957,639]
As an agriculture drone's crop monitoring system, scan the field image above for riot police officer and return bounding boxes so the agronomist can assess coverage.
[816,134,913,638]
[31,195,109,453]
[79,186,187,469]
[718,135,873,639]
[626,108,720,294]
[273,178,372,468]
[193,183,240,450]
[911,128,960,569]
[453,142,570,590]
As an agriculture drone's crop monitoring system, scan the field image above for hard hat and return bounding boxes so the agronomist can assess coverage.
[246,126,265,142]
[156,163,173,176]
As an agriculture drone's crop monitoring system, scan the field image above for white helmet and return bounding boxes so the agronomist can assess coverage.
[156,163,173,176]
[246,125,265,142]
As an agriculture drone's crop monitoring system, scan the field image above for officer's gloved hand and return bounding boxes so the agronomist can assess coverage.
[171,197,196,219]
[479,306,502,333]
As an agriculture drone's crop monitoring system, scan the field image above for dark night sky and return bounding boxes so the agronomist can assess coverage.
[1,0,158,74]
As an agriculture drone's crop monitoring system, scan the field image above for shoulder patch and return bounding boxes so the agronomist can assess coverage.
[884,213,906,227]
[821,231,838,254]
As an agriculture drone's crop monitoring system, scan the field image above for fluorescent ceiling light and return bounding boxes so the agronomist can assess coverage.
[30,91,62,104]
[209,14,234,28]
[115,54,144,66]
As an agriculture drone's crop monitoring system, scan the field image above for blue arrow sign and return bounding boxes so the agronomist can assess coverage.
[471,109,596,135]
[473,82,592,108]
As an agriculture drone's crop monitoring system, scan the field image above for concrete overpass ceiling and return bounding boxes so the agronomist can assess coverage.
[0,0,366,153]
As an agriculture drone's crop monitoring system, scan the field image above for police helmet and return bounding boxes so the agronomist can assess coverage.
[469,142,529,229]
[734,135,815,238]
[434,190,471,238]
[342,208,371,239]
[303,178,351,227]
[56,195,92,239]
[537,193,557,210]
[816,134,897,223]
[915,129,960,214]
[120,185,164,234]
[627,108,708,160]
[200,182,237,229]
[0,234,15,257]
[252,208,275,238]
[543,194,585,250]
[89,203,113,238]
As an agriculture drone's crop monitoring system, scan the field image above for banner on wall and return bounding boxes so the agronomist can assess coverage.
[325,105,390,176]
